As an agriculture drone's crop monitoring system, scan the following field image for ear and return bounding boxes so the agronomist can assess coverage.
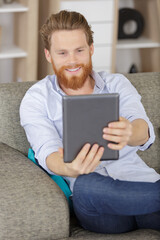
[44,48,52,63]
[90,43,94,56]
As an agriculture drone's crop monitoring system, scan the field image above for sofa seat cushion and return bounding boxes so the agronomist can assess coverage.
[68,213,160,240]
[70,224,160,240]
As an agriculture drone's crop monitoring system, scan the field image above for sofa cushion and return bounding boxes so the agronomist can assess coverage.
[0,81,35,155]
[126,72,160,173]
[28,148,72,206]
[0,143,69,240]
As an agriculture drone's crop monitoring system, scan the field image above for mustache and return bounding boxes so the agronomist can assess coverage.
[60,64,85,70]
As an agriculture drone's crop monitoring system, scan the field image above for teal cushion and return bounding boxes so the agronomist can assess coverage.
[28,148,72,207]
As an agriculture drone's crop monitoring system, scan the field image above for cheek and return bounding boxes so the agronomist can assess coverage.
[56,57,68,68]
[85,51,92,60]
[78,54,90,64]
[52,57,65,70]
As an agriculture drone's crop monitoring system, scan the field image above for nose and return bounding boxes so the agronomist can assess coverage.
[68,52,77,65]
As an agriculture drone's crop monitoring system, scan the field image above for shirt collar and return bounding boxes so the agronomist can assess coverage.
[91,70,105,93]
[54,70,105,95]
[55,75,66,96]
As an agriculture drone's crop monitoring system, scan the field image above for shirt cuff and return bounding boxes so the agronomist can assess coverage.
[35,141,63,175]
[128,115,155,151]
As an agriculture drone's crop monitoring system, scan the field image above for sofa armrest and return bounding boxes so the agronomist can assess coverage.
[0,143,70,240]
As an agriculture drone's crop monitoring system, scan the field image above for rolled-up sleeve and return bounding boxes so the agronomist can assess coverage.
[20,84,62,175]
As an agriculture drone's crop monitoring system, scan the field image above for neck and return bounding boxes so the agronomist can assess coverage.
[60,75,95,95]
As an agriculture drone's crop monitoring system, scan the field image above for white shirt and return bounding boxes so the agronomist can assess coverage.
[20,71,160,192]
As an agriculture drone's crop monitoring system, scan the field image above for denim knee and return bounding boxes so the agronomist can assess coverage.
[72,173,116,214]
[73,173,160,216]
[73,172,113,198]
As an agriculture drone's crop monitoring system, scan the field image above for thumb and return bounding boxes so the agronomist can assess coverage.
[58,148,64,158]
[119,116,126,121]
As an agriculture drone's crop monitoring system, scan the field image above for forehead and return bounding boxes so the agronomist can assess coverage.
[50,29,88,50]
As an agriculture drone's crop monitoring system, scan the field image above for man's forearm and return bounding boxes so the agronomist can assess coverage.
[46,143,104,178]
[128,119,149,146]
[46,152,68,176]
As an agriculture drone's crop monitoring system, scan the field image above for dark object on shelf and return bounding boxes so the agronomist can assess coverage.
[129,64,138,73]
[118,8,144,39]
[4,0,14,3]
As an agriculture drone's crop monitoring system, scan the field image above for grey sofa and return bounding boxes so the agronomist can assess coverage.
[0,72,160,240]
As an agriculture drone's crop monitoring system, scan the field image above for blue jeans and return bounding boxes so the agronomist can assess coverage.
[72,172,160,233]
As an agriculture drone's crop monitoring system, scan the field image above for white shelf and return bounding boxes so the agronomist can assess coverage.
[0,45,27,59]
[0,2,28,13]
[116,37,160,49]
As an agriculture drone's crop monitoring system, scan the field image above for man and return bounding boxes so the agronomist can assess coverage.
[20,10,160,233]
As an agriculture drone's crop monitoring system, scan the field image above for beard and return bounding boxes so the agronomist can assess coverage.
[51,57,93,90]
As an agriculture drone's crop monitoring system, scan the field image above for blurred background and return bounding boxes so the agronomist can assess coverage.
[0,0,160,83]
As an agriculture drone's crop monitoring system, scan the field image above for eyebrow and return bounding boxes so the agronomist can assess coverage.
[55,49,67,53]
[55,46,87,53]
[77,46,86,49]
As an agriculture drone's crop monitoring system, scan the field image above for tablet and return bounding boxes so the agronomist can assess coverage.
[62,93,119,163]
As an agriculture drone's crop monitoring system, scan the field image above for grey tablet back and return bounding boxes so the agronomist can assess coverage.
[63,93,119,163]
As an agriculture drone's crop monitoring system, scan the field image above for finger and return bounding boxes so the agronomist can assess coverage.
[103,134,130,143]
[85,144,99,161]
[75,143,91,162]
[84,144,102,168]
[84,146,104,173]
[80,144,99,170]
[89,147,104,171]
[108,121,128,129]
[107,116,129,129]
[108,142,126,150]
[103,127,129,136]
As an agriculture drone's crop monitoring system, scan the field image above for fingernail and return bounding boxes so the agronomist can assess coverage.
[108,143,112,148]
[100,147,104,152]
[103,134,108,138]
[93,144,98,149]
[86,143,91,148]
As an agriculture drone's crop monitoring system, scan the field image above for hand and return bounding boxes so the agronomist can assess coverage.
[103,116,132,150]
[58,143,104,178]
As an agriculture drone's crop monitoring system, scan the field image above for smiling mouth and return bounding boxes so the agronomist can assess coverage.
[65,67,81,73]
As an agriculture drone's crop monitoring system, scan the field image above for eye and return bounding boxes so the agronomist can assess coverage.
[57,51,67,56]
[77,49,84,53]
[59,52,65,55]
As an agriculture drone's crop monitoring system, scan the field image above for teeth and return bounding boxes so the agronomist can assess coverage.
[67,67,80,72]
